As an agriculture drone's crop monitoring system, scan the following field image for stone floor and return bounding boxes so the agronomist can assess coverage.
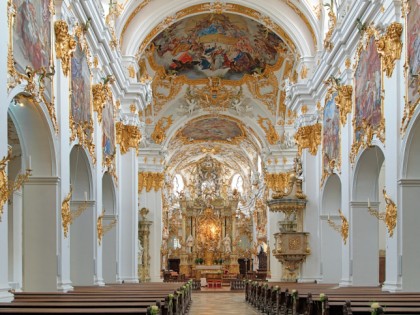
[189,292,260,314]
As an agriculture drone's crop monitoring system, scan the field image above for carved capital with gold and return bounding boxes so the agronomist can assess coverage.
[376,22,403,78]
[54,20,77,77]
[294,123,321,156]
[138,172,164,192]
[116,122,141,154]
[92,83,112,123]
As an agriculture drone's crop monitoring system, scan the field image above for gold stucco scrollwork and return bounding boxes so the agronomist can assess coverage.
[70,119,96,165]
[138,172,164,192]
[54,20,77,77]
[324,76,353,125]
[151,116,173,145]
[61,188,73,238]
[0,147,13,222]
[258,116,280,145]
[97,209,105,245]
[327,209,348,245]
[92,80,113,123]
[376,22,403,78]
[116,122,142,155]
[294,123,321,156]
[383,189,397,237]
[265,172,296,199]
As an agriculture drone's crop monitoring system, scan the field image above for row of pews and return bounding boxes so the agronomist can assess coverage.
[246,281,420,315]
[0,282,192,314]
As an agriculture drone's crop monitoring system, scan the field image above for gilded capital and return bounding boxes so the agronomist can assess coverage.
[294,123,321,156]
[54,20,77,76]
[116,122,141,154]
[376,22,403,78]
[92,83,112,123]
[138,172,164,192]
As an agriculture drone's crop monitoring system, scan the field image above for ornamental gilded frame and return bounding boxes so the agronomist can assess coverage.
[401,0,420,135]
[7,0,58,133]
[321,90,341,187]
[350,26,385,164]
[69,26,96,165]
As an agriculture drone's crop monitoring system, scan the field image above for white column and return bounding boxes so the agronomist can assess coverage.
[23,177,59,291]
[300,151,321,282]
[268,210,282,282]
[339,116,352,286]
[139,189,162,282]
[54,0,72,292]
[0,0,13,303]
[118,148,139,283]
[350,201,379,286]
[8,191,22,291]
[381,26,403,292]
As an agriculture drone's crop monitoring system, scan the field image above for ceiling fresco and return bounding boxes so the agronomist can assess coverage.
[177,116,245,143]
[149,13,288,80]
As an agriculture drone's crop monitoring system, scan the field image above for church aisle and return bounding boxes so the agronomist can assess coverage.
[189,292,260,315]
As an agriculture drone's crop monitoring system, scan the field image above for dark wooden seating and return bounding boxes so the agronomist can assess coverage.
[0,282,192,315]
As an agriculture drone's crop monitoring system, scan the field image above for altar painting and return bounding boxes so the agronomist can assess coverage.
[13,0,51,71]
[354,35,382,142]
[102,98,115,158]
[150,13,287,80]
[71,41,92,124]
[407,0,420,108]
[322,92,340,172]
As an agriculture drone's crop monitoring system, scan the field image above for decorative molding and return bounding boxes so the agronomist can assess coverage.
[61,188,73,238]
[116,122,142,154]
[92,77,113,123]
[138,172,164,192]
[294,123,321,156]
[327,209,348,245]
[97,210,105,245]
[151,116,173,144]
[54,20,77,77]
[324,76,353,126]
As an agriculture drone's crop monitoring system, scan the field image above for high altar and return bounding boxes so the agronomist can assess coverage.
[161,155,262,279]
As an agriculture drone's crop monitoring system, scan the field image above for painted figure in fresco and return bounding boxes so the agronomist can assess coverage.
[15,0,50,70]
[102,100,115,157]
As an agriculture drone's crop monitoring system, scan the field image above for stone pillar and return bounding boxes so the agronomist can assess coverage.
[139,220,152,282]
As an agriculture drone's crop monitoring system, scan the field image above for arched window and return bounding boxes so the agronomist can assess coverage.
[173,174,184,196]
[231,173,244,194]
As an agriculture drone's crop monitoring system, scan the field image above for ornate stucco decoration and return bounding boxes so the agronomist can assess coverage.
[54,20,77,77]
[103,156,118,186]
[265,172,296,199]
[0,148,13,222]
[324,76,353,125]
[151,116,173,144]
[61,188,73,238]
[383,189,397,237]
[258,116,280,145]
[116,122,142,155]
[327,209,348,244]
[97,209,105,245]
[138,172,164,192]
[294,123,321,156]
[92,77,113,123]
[70,120,96,165]
[323,2,337,51]
[376,22,403,78]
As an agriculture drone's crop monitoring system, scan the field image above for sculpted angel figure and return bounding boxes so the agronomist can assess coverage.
[186,234,194,253]
[222,235,232,253]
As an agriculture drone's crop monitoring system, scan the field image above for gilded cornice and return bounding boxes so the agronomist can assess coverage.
[294,123,321,156]
[258,116,280,145]
[54,20,77,77]
[138,172,164,192]
[151,116,173,144]
[376,22,403,78]
[116,122,142,154]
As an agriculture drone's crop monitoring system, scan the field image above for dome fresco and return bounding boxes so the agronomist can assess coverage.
[149,13,287,80]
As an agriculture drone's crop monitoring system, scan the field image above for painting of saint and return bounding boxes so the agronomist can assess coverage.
[354,35,382,142]
[102,98,115,158]
[407,0,420,108]
[13,0,51,71]
[322,92,340,173]
[71,41,91,124]
[150,13,288,80]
